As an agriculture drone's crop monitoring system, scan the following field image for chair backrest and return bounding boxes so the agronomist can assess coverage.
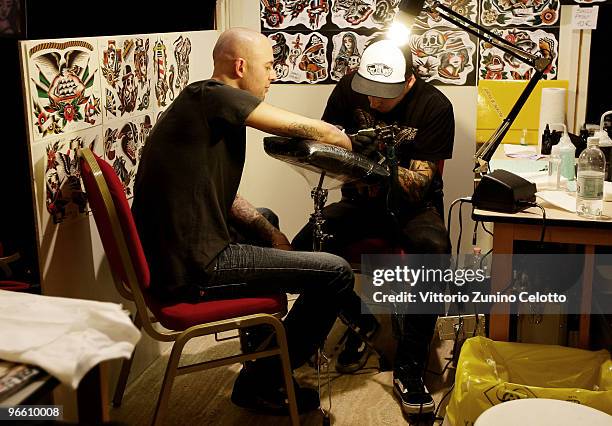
[79,148,150,299]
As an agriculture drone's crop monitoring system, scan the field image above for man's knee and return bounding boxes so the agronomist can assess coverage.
[318,252,355,296]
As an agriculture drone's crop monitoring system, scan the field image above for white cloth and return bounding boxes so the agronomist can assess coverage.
[0,290,140,388]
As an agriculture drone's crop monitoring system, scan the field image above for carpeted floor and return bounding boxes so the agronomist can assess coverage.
[110,313,456,426]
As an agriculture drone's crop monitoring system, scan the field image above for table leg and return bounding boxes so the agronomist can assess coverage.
[77,362,109,422]
[489,223,514,341]
[579,245,594,349]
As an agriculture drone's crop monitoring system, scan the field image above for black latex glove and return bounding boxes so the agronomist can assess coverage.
[350,134,378,157]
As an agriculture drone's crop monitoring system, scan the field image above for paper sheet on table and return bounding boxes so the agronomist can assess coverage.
[536,191,576,212]
[0,290,141,389]
[503,144,546,160]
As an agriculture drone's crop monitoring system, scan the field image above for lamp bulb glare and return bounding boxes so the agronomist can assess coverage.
[386,22,411,46]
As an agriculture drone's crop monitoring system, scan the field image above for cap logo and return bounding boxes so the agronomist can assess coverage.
[366,63,393,77]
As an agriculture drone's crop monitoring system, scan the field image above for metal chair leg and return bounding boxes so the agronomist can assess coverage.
[270,319,299,426]
[152,338,187,426]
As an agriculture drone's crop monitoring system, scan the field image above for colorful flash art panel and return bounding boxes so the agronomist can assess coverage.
[44,129,100,224]
[330,32,378,81]
[409,30,477,85]
[103,114,153,198]
[268,32,330,83]
[151,34,192,108]
[99,36,154,123]
[413,0,478,30]
[481,0,560,27]
[25,39,102,141]
[479,28,558,80]
[330,0,399,29]
[260,0,330,30]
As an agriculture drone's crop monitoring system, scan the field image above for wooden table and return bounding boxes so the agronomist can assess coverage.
[473,198,612,348]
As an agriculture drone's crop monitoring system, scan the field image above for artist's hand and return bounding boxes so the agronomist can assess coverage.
[350,133,378,157]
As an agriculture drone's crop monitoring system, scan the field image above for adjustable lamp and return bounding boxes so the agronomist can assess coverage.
[394,0,553,211]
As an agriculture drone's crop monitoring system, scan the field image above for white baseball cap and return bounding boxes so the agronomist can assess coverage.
[351,39,407,99]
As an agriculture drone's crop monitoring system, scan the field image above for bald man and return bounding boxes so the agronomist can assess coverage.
[132,28,371,416]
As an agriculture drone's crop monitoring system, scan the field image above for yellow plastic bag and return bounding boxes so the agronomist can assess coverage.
[446,336,612,426]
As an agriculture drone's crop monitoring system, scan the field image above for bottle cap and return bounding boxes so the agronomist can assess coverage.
[587,136,599,146]
[473,247,482,254]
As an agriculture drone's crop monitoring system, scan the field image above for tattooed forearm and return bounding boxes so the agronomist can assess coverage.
[397,160,437,203]
[229,195,287,245]
[287,122,324,140]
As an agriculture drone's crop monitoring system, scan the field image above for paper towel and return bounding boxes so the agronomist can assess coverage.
[538,88,567,153]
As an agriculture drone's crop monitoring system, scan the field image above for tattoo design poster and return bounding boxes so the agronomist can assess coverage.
[409,30,478,85]
[331,0,400,29]
[152,34,192,109]
[330,31,377,81]
[99,36,155,123]
[25,39,102,141]
[479,28,559,80]
[102,114,153,198]
[261,0,330,30]
[44,128,100,224]
[413,0,478,30]
[268,32,330,83]
[481,0,560,27]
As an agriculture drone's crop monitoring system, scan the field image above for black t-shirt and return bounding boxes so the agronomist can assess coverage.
[322,73,454,209]
[132,79,262,301]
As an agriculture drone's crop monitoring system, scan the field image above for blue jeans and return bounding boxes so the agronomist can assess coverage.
[202,241,364,370]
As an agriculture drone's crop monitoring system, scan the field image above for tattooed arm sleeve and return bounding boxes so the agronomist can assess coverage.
[396,160,437,204]
[229,194,291,248]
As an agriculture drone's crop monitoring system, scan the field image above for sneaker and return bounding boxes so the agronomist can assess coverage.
[335,320,379,374]
[231,366,319,415]
[393,367,435,414]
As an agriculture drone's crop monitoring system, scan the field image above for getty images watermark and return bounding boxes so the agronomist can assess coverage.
[360,254,609,315]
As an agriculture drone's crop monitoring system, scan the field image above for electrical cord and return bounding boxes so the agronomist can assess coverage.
[518,201,547,243]
[480,221,493,237]
[447,197,472,266]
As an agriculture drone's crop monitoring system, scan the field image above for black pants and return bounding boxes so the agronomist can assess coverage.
[292,199,451,373]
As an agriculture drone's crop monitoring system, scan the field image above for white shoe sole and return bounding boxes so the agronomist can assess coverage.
[393,385,435,415]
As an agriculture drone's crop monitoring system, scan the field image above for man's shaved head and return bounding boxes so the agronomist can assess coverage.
[211,27,276,100]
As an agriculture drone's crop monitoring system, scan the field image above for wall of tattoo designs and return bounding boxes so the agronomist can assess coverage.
[20,32,205,227]
[261,0,562,86]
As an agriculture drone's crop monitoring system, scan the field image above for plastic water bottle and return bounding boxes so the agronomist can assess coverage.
[576,136,605,217]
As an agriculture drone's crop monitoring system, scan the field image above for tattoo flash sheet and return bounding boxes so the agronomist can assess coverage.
[25,38,102,141]
[481,0,560,27]
[331,0,400,29]
[99,36,155,123]
[479,28,558,80]
[44,128,100,224]
[102,114,153,198]
[412,0,478,30]
[260,0,330,30]
[330,31,378,81]
[151,34,192,109]
[409,30,477,85]
[268,32,329,83]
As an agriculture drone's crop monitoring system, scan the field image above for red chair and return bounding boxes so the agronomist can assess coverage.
[79,148,298,425]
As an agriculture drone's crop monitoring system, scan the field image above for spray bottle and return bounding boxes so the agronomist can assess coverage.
[555,123,576,190]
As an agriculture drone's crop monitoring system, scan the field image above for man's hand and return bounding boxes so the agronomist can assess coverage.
[350,133,378,157]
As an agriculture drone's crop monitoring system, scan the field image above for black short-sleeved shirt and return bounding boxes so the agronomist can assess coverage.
[323,73,454,209]
[132,80,262,301]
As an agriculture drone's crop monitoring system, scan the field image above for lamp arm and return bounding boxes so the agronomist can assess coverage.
[473,68,547,174]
